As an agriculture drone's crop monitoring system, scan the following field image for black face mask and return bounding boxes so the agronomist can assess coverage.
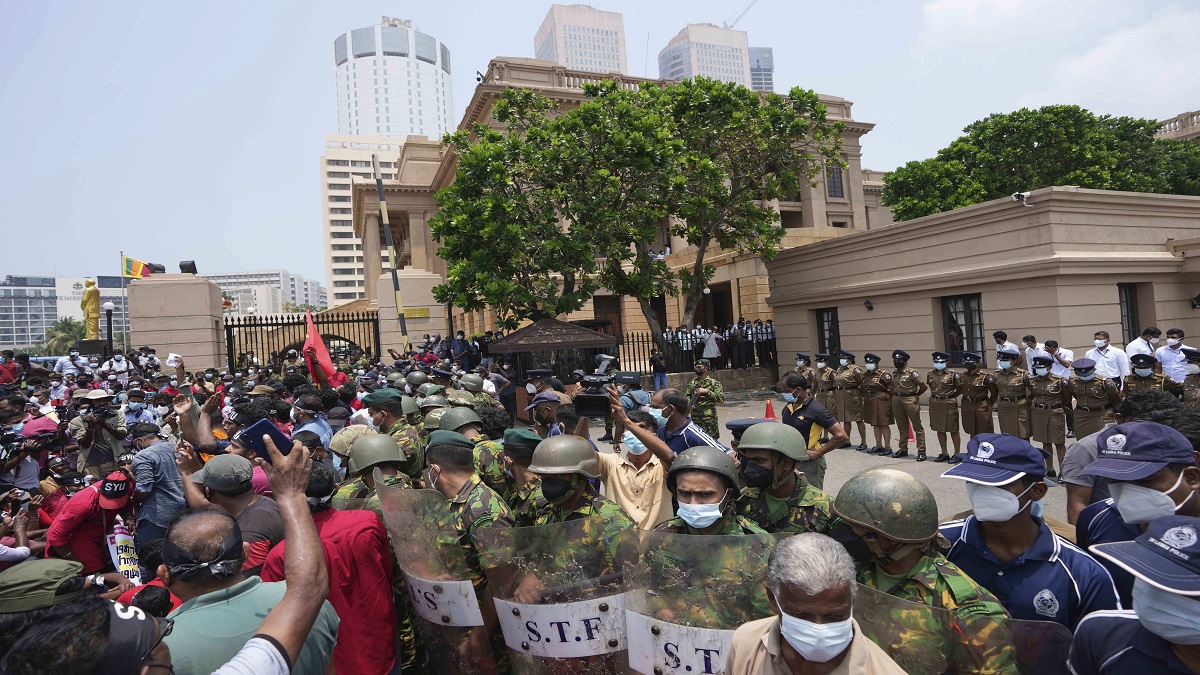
[965,363,978,371]
[893,361,905,369]
[694,369,705,376]
[741,460,774,489]
[828,522,873,564]
[541,475,575,502]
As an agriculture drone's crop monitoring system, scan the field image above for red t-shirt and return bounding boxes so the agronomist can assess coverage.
[0,361,20,385]
[261,508,396,675]
[45,485,128,574]
[117,578,183,612]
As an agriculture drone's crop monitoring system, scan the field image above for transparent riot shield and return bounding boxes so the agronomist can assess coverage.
[376,480,497,674]
[956,613,1072,675]
[854,583,960,674]
[624,531,777,675]
[478,515,636,674]
[331,496,370,511]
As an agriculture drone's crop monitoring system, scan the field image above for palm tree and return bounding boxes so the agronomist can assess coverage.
[41,317,85,355]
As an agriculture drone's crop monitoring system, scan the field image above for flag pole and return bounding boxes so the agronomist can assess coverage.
[119,251,129,352]
[372,154,408,353]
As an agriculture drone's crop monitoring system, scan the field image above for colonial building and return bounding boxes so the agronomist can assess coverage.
[764,186,1200,370]
[350,57,885,344]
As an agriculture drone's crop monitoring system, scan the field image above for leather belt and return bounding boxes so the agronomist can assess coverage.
[963,396,987,403]
[1033,403,1063,410]
[897,391,919,396]
[834,386,854,390]
[1076,404,1109,412]
[932,394,955,399]
[1000,396,1027,403]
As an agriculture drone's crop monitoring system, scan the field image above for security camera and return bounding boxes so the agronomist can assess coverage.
[1011,192,1033,208]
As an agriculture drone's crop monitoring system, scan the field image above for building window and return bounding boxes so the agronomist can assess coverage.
[328,183,351,190]
[329,219,352,226]
[826,165,844,198]
[831,221,848,228]
[941,293,985,366]
[1118,283,1139,346]
[816,307,840,356]
[329,208,352,214]
[327,171,350,178]
[333,268,356,276]
[330,232,354,239]
[329,196,351,203]
[326,159,349,166]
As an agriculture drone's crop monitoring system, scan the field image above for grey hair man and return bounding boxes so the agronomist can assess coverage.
[726,532,905,674]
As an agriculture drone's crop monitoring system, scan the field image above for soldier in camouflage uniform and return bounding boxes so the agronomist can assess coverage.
[684,359,725,440]
[833,468,1017,674]
[404,369,428,396]
[1182,349,1200,412]
[499,428,546,526]
[438,406,507,496]
[362,388,426,481]
[656,446,767,535]
[734,422,835,533]
[459,372,502,413]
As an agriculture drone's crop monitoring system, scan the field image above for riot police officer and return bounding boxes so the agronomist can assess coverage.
[333,433,412,510]
[655,446,766,535]
[528,435,634,530]
[734,422,835,531]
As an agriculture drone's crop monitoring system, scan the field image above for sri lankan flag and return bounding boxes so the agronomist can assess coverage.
[122,256,152,278]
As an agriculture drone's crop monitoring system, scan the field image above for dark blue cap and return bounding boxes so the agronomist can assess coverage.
[1032,355,1054,366]
[1182,348,1200,362]
[1092,515,1200,595]
[431,368,455,379]
[942,433,1049,485]
[961,352,981,363]
[727,418,777,436]
[795,353,810,361]
[864,353,880,363]
[815,353,830,360]
[840,351,855,359]
[932,352,950,361]
[892,350,910,360]
[527,369,554,379]
[997,349,1019,359]
[1130,354,1156,367]
[1072,358,1096,371]
[1082,422,1195,481]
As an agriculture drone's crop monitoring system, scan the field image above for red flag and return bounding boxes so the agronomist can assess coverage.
[303,311,347,388]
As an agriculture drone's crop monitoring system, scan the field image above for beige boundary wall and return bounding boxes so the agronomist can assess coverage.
[765,187,1200,371]
[128,274,225,370]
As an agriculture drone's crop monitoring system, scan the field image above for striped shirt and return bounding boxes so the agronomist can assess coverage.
[657,416,727,456]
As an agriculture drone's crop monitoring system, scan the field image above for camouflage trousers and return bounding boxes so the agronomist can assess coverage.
[693,408,720,439]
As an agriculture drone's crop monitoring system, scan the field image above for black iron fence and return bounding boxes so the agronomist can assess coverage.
[223,312,381,372]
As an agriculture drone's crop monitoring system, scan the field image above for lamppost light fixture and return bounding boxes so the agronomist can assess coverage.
[102,301,115,311]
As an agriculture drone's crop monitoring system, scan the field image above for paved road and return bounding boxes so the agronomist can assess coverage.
[588,392,1069,525]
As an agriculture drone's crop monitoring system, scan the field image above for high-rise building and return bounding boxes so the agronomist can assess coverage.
[0,276,128,351]
[332,19,455,138]
[658,23,751,86]
[749,46,774,92]
[201,269,327,315]
[535,4,627,74]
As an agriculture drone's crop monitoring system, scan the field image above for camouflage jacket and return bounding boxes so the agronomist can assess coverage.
[446,473,515,592]
[685,376,725,417]
[736,475,834,534]
[386,420,425,481]
[504,477,546,527]
[535,488,634,578]
[333,473,413,515]
[653,512,768,536]
[472,391,500,413]
[471,436,509,496]
[860,552,1016,674]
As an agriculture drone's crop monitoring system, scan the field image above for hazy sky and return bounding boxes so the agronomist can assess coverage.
[2,0,1197,284]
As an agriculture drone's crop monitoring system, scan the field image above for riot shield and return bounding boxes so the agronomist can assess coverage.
[331,496,370,511]
[956,613,1072,675]
[478,515,636,674]
[624,531,777,675]
[376,480,496,674]
[854,583,960,674]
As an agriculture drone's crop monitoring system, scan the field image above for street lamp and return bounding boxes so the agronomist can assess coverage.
[102,301,116,357]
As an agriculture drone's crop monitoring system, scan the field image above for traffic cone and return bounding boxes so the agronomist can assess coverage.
[764,398,777,420]
[908,422,916,442]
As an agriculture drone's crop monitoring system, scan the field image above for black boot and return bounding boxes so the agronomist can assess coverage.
[892,449,908,459]
[916,452,927,462]
[933,454,950,463]
[948,455,963,464]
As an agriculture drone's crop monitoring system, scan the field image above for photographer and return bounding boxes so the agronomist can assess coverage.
[68,390,128,479]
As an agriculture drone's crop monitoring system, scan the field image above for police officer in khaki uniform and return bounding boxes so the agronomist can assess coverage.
[1182,348,1200,412]
[928,352,963,463]
[959,352,997,440]
[1125,353,1184,398]
[862,353,894,457]
[889,350,928,461]
[833,351,868,451]
[1067,358,1121,440]
[994,349,1031,440]
[792,353,816,390]
[813,353,836,412]
[1029,354,1070,477]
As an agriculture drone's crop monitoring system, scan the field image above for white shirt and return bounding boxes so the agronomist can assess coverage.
[1155,344,1194,383]
[1085,345,1130,379]
[995,340,1020,357]
[1124,337,1157,359]
[1047,347,1074,378]
[1024,343,1049,375]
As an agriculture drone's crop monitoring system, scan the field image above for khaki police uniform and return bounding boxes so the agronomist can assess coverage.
[994,368,1031,439]
[864,369,893,427]
[815,366,836,410]
[1069,378,1118,439]
[1030,373,1068,444]
[833,363,865,424]
[960,370,996,436]
[891,366,926,453]
[927,369,962,433]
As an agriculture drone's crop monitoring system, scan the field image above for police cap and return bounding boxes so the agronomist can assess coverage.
[1073,358,1097,371]
[863,353,880,364]
[892,350,910,360]
[932,352,950,362]
[1129,354,1156,368]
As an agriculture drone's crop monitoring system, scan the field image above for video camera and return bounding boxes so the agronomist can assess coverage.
[573,353,641,418]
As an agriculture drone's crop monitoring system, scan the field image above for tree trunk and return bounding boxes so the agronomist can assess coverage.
[631,242,665,342]
[679,234,710,330]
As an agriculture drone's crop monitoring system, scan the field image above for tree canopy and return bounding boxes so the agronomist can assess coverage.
[429,77,844,333]
[881,105,1200,221]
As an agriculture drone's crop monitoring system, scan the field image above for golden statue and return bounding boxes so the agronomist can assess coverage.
[81,279,101,341]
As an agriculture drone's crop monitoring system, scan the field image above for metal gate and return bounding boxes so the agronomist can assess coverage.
[223,312,381,372]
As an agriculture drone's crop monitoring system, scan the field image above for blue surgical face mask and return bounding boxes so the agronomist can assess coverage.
[648,407,668,426]
[1077,371,1096,381]
[1134,368,1153,378]
[622,431,648,455]
[782,392,797,403]
[127,402,145,413]
[934,362,947,370]
[998,361,1013,370]
[676,500,725,529]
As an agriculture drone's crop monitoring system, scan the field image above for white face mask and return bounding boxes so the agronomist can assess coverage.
[966,482,1035,522]
[1149,337,1160,344]
[1132,578,1200,644]
[815,362,826,370]
[1110,471,1194,524]
[1133,368,1153,378]
[676,500,725,529]
[155,405,170,416]
[864,363,876,371]
[525,383,537,395]
[839,359,849,367]
[1168,338,1182,347]
[933,362,947,371]
[998,361,1012,370]
[1094,339,1108,349]
[777,608,854,663]
[1034,367,1049,376]
[1187,364,1200,376]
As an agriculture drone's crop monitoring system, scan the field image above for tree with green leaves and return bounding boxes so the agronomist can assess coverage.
[882,105,1200,221]
[283,302,323,314]
[430,77,845,335]
[40,317,85,355]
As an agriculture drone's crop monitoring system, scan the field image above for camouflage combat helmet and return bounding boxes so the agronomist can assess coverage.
[736,421,806,461]
[420,395,448,411]
[386,372,405,385]
[400,395,420,417]
[422,407,447,431]
[528,435,600,479]
[439,407,482,433]
[459,373,485,393]
[329,426,376,459]
[447,390,475,407]
[347,433,407,476]
[406,371,428,388]
[833,468,939,542]
[666,445,740,492]
[417,383,445,398]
